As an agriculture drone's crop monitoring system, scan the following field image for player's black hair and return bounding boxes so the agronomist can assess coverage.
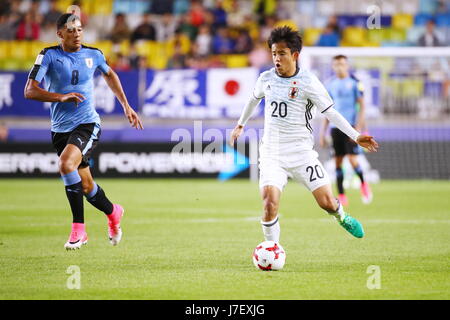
[333,54,348,60]
[56,13,80,30]
[267,26,303,53]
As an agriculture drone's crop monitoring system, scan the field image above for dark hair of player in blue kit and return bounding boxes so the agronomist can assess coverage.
[56,13,81,30]
[267,26,303,54]
[333,54,348,60]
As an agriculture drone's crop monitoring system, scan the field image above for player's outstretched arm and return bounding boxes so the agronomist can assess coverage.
[24,79,85,106]
[229,91,263,146]
[323,107,378,152]
[356,134,378,152]
[229,124,244,147]
[319,117,330,148]
[102,69,143,130]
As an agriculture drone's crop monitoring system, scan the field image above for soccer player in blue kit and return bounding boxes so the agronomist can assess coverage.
[320,55,373,206]
[24,13,143,250]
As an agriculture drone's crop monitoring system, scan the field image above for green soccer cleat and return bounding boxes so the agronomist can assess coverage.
[339,215,365,238]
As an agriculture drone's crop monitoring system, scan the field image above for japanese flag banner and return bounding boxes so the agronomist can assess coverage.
[206,68,260,118]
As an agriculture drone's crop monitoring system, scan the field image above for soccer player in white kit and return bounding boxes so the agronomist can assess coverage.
[229,27,379,241]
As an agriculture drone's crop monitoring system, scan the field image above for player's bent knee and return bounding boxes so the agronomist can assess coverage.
[58,158,78,174]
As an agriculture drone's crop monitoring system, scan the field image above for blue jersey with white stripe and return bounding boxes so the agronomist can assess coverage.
[326,75,363,127]
[28,44,110,132]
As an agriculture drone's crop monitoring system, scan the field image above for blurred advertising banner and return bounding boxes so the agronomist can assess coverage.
[142,68,260,118]
[0,143,252,179]
[0,71,139,117]
[0,68,264,118]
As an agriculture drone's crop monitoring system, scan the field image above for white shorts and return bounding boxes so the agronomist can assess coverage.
[259,151,330,193]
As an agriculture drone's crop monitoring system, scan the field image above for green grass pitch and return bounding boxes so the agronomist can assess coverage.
[0,178,449,299]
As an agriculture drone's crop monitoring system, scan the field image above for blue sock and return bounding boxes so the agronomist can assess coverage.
[354,165,365,183]
[336,167,344,194]
[85,182,114,215]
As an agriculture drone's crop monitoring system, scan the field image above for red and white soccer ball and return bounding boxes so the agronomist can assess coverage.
[252,241,286,271]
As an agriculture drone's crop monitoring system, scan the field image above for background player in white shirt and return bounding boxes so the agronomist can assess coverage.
[229,27,378,241]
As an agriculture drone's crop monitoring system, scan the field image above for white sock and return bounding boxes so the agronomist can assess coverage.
[261,216,280,243]
[330,200,346,222]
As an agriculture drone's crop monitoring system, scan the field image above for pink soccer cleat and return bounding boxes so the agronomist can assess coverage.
[64,223,88,250]
[361,182,373,204]
[338,193,348,206]
[107,204,124,246]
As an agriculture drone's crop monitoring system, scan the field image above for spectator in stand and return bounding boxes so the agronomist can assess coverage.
[112,53,131,71]
[137,55,148,69]
[150,0,174,15]
[155,13,178,42]
[179,12,197,41]
[254,0,276,25]
[30,0,43,25]
[211,0,227,31]
[234,27,253,53]
[186,43,210,69]
[248,41,271,68]
[131,13,157,43]
[16,11,40,40]
[259,15,276,42]
[417,19,442,46]
[195,24,212,56]
[71,0,89,27]
[212,26,234,54]
[326,15,341,36]
[167,41,187,69]
[189,0,206,27]
[316,23,340,47]
[0,14,16,40]
[109,13,131,44]
[226,0,246,27]
[39,18,58,42]
[1,0,23,39]
[128,43,142,70]
[43,0,62,27]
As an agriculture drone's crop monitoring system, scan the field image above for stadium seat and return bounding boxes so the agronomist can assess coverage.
[414,13,433,26]
[167,34,191,57]
[342,27,366,46]
[11,41,33,60]
[56,0,73,13]
[92,41,113,57]
[386,28,407,42]
[0,41,11,60]
[224,55,249,68]
[367,29,387,45]
[79,0,94,15]
[392,13,413,29]
[303,28,322,46]
[31,41,57,57]
[1,58,22,71]
[435,14,450,27]
[253,0,277,16]
[93,0,113,15]
[135,40,156,58]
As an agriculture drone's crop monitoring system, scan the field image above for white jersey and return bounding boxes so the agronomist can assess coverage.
[255,67,334,155]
